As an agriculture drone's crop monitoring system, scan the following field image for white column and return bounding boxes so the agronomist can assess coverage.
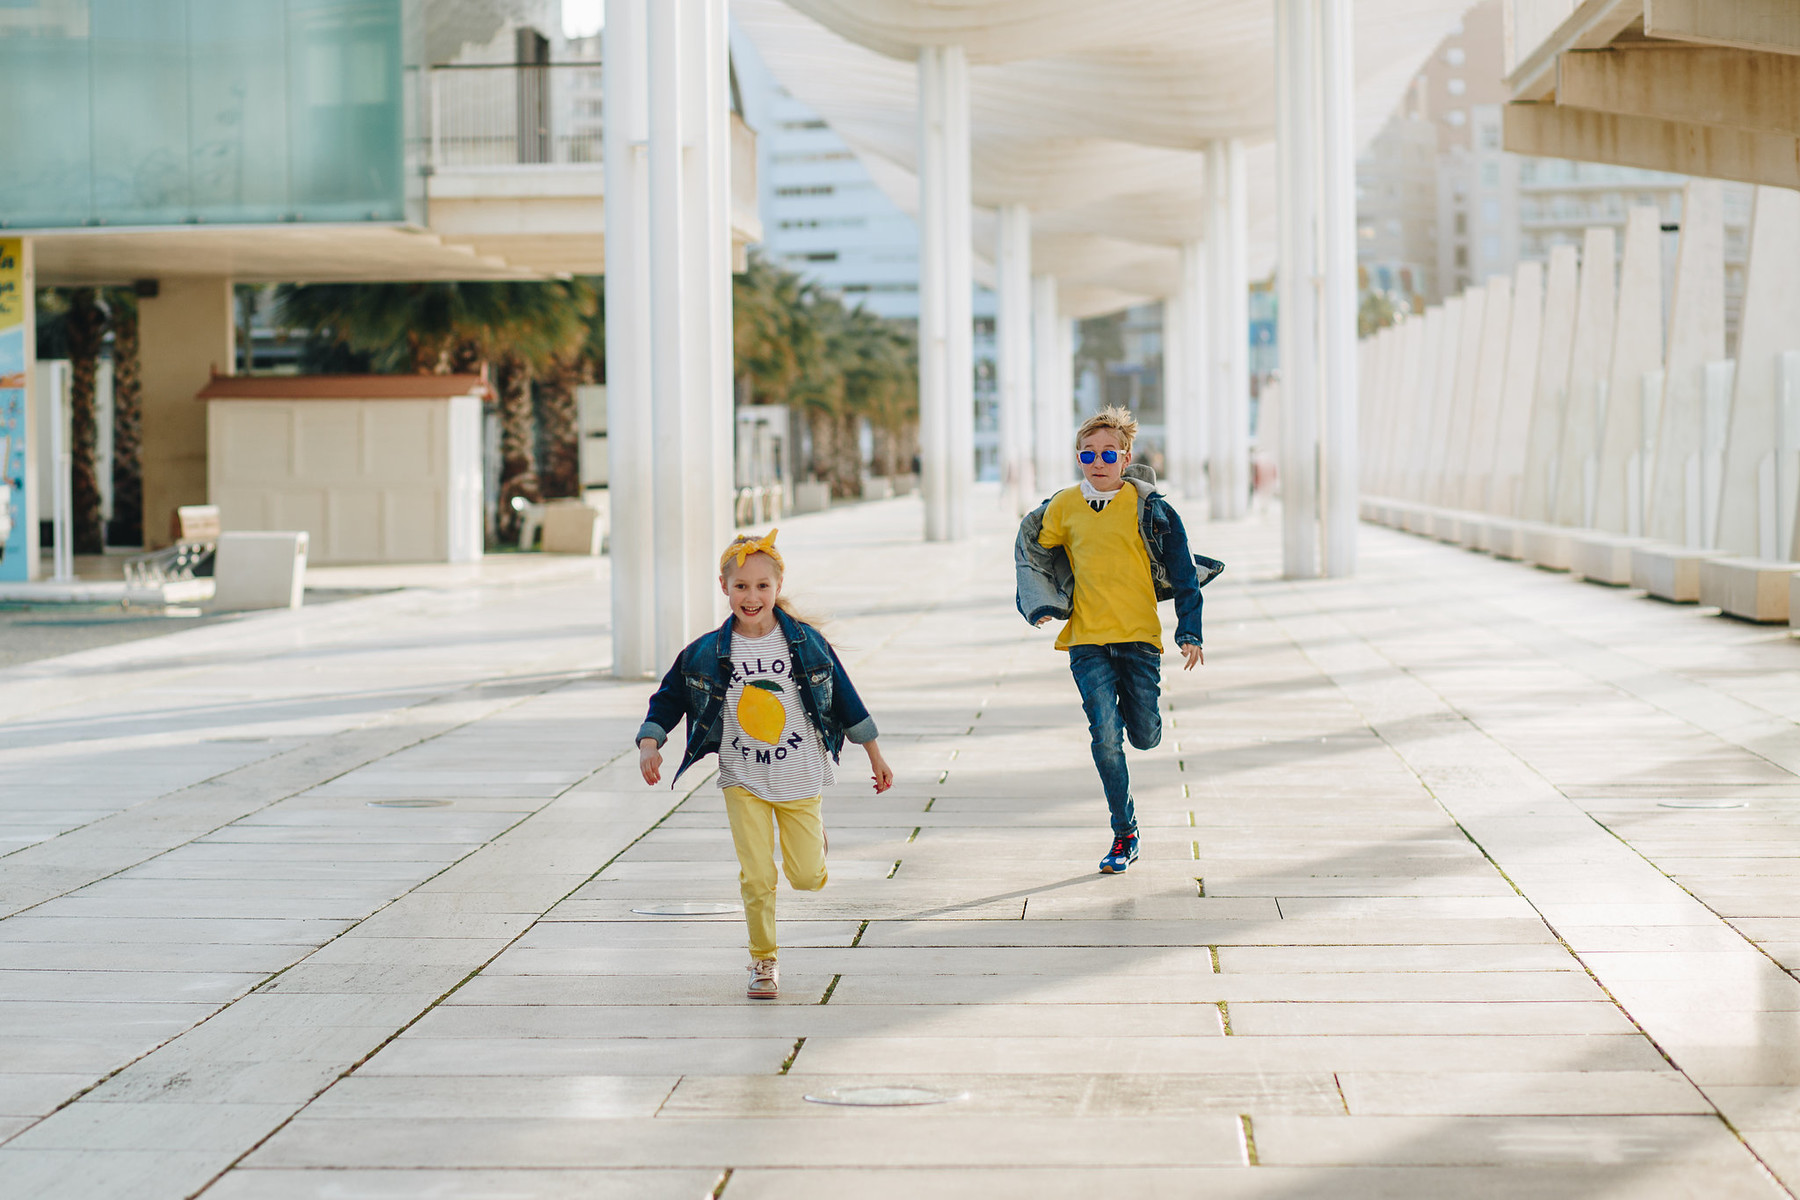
[631,0,734,668]
[687,0,732,624]
[1057,316,1077,461]
[1319,0,1358,576]
[647,0,692,664]
[996,202,1034,512]
[1174,239,1208,499]
[1206,140,1250,521]
[1275,0,1320,578]
[1032,274,1070,495]
[918,44,974,541]
[1162,293,1184,492]
[603,0,653,675]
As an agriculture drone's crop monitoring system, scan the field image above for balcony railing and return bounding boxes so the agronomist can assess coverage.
[424,63,605,169]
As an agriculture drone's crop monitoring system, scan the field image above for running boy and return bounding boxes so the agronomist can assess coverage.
[637,530,893,999]
[1015,407,1222,873]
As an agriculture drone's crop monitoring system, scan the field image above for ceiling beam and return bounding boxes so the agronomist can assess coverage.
[1557,45,1800,136]
[1507,0,1644,101]
[1503,101,1800,189]
[1645,0,1800,55]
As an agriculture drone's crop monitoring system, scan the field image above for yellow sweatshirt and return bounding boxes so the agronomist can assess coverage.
[1036,485,1162,652]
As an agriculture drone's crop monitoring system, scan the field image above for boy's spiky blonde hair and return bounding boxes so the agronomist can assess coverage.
[1076,406,1138,454]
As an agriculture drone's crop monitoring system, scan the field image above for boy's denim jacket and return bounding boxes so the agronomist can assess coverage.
[636,606,877,786]
[1014,463,1224,647]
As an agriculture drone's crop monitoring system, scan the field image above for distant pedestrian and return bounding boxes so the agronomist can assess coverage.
[1015,407,1221,873]
[637,529,893,999]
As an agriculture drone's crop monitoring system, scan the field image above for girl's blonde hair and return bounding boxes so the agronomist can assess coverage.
[1076,405,1138,454]
[719,529,827,632]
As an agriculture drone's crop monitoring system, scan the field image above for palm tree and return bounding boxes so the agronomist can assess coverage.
[536,278,602,500]
[733,253,805,405]
[273,280,594,537]
[106,288,142,547]
[63,288,106,554]
[728,253,920,498]
[840,308,917,477]
[462,282,593,531]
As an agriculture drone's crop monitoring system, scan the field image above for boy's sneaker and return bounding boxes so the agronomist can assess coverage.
[747,957,779,1000]
[1100,831,1140,874]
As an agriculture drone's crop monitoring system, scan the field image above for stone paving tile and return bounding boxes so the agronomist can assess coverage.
[245,1114,1250,1168]
[715,1166,1791,1200]
[8,500,1800,1195]
[206,1170,721,1199]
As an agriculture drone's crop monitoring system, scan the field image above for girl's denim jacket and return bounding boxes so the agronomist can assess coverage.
[636,607,877,786]
[1014,463,1224,647]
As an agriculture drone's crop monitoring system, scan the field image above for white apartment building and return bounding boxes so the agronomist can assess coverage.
[1359,0,1752,348]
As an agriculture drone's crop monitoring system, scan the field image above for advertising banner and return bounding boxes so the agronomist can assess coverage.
[0,239,28,581]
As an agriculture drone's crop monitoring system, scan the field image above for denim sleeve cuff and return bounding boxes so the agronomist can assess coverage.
[635,722,668,748]
[1175,636,1203,648]
[844,716,879,744]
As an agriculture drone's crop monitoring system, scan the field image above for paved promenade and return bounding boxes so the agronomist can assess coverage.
[4,491,1800,1198]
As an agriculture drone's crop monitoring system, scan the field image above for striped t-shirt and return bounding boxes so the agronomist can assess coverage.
[717,627,834,801]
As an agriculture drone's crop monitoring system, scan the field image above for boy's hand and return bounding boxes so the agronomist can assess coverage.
[638,738,663,785]
[1180,644,1204,671]
[864,741,894,793]
[1035,617,1053,627]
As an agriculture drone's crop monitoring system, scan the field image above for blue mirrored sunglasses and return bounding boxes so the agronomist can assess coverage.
[1078,449,1120,464]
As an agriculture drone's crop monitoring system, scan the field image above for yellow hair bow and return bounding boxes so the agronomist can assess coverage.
[723,528,781,572]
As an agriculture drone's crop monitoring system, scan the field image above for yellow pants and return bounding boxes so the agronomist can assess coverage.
[723,785,828,960]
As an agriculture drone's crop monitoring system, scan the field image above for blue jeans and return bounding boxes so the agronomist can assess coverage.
[1068,642,1163,837]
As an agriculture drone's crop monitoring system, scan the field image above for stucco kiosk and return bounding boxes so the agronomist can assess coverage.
[203,374,487,566]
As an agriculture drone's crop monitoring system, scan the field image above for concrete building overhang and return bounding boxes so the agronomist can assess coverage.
[21,108,765,287]
[1503,0,1800,187]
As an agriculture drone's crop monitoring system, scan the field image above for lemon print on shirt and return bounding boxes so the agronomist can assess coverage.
[737,679,787,744]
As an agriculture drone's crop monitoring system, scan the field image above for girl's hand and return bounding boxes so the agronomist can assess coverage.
[864,741,894,793]
[638,738,663,786]
[1181,644,1204,671]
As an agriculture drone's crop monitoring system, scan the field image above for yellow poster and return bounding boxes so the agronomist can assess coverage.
[0,239,21,324]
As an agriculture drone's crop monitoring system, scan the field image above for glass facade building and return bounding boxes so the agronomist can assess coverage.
[0,0,413,230]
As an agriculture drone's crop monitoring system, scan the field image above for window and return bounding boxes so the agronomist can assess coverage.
[1448,78,1466,95]
[1454,212,1467,235]
[1454,246,1468,267]
[1482,234,1502,261]
[1480,125,1501,149]
[1446,45,1465,64]
[782,119,828,131]
[1445,109,1467,127]
[1481,163,1500,188]
[1481,198,1501,224]
[774,184,833,197]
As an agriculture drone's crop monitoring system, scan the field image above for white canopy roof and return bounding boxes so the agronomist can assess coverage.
[735,0,1477,317]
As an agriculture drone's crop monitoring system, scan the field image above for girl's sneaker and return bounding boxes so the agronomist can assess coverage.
[747,956,779,999]
[1100,831,1140,874]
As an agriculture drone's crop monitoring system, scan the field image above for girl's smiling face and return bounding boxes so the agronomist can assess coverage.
[1079,428,1130,491]
[721,552,781,634]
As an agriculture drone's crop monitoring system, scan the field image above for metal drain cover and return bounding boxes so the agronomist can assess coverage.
[367,799,454,809]
[629,902,743,916]
[1657,800,1748,810]
[804,1087,967,1107]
